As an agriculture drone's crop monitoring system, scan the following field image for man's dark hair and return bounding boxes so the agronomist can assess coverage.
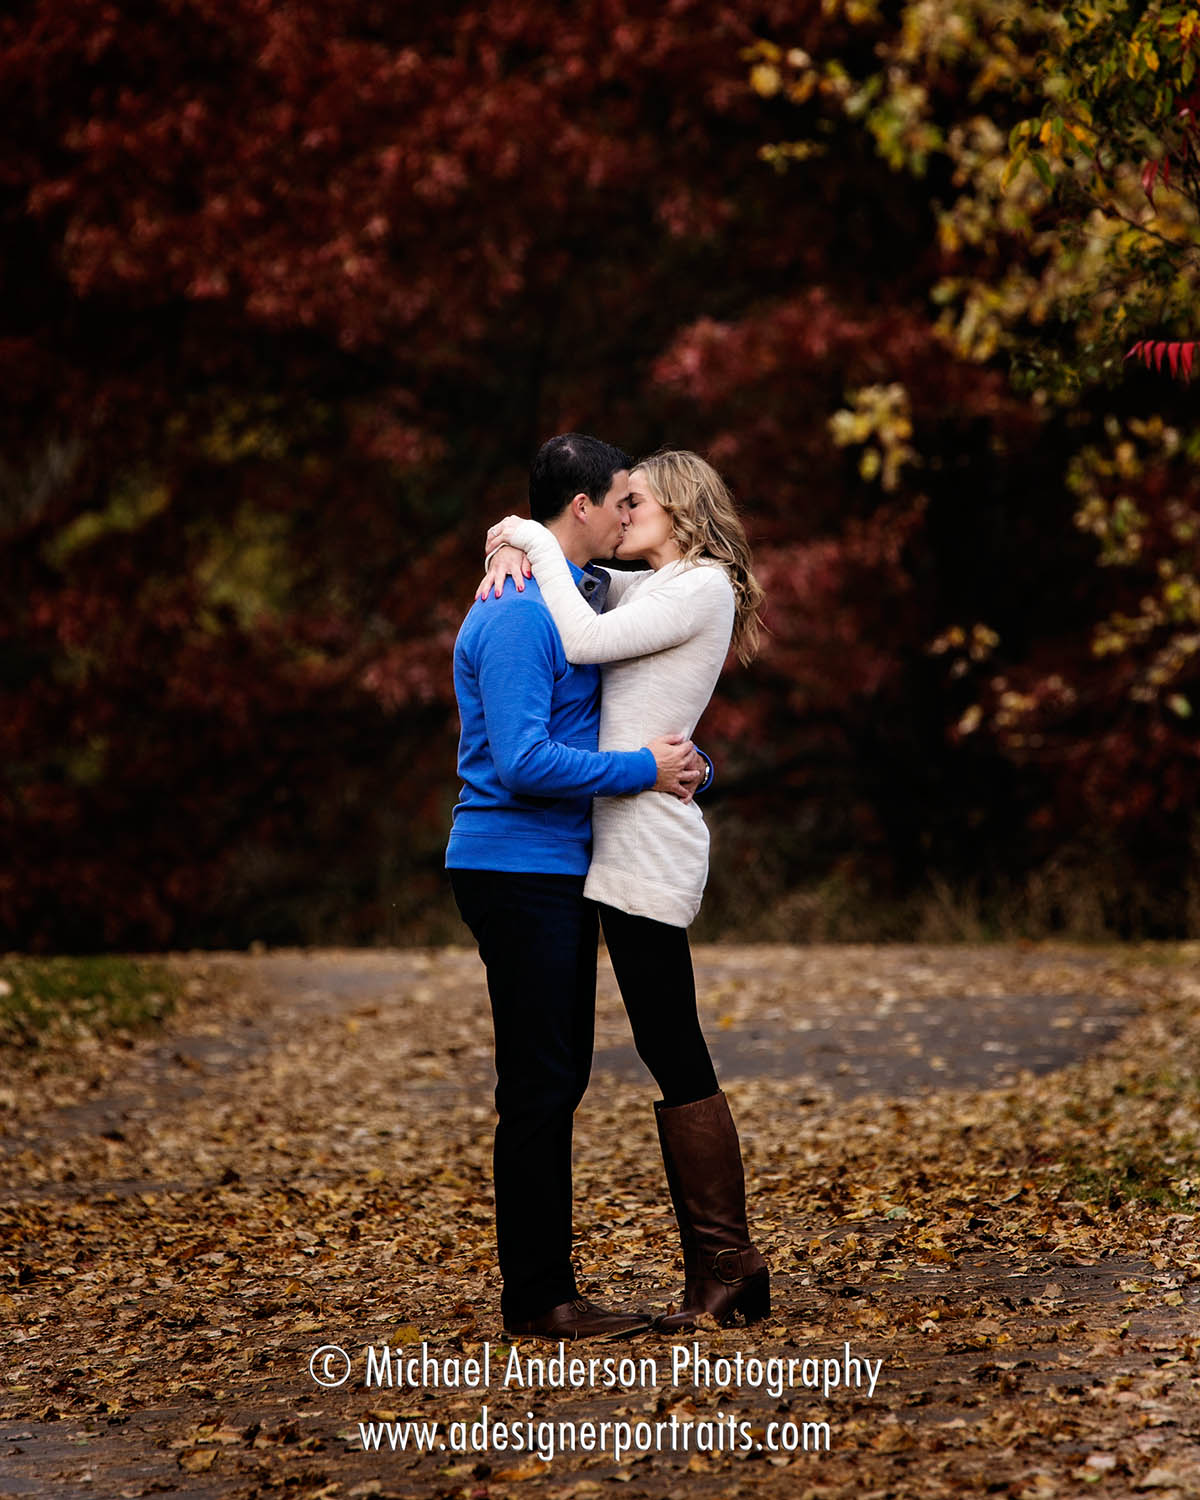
[528,433,632,523]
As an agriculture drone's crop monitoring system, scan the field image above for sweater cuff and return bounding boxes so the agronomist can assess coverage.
[508,518,549,557]
[634,746,657,790]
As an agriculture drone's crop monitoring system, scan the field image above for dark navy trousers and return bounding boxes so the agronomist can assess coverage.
[450,869,597,1322]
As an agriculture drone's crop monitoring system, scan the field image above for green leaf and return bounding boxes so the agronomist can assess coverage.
[1009,120,1027,152]
[1001,148,1028,191]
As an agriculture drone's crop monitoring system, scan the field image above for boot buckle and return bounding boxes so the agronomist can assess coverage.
[712,1248,747,1284]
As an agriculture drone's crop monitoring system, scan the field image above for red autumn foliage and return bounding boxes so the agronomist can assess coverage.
[1126,339,1197,379]
[1,0,1197,946]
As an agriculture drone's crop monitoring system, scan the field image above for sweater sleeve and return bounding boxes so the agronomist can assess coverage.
[596,565,642,604]
[509,519,722,665]
[475,601,657,797]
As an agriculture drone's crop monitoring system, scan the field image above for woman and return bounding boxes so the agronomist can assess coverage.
[479,449,769,1331]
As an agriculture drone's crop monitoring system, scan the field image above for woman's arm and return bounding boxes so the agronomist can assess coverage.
[507,518,719,665]
[474,538,639,605]
[598,565,642,605]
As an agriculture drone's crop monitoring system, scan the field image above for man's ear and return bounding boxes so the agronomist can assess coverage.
[569,492,591,524]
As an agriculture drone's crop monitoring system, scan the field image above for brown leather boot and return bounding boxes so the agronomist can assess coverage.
[653,1091,770,1332]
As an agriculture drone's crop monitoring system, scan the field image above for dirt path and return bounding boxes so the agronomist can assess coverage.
[3,945,1199,1499]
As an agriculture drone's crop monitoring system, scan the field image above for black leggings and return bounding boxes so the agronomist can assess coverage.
[598,904,719,1107]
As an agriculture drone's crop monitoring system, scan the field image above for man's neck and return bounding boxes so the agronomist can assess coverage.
[545,517,592,569]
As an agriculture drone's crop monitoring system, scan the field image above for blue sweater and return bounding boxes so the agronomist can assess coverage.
[445,570,657,875]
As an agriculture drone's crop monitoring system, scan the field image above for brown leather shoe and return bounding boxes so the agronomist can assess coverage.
[503,1297,650,1342]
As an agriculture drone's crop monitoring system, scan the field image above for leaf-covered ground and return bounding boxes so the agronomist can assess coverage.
[3,944,1199,1499]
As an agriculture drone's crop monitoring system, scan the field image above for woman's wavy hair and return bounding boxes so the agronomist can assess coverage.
[633,450,764,664]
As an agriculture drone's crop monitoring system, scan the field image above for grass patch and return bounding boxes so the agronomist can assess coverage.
[0,956,178,1050]
[1062,1148,1196,1211]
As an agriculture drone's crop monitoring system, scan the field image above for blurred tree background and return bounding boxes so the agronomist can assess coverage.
[2,0,1198,952]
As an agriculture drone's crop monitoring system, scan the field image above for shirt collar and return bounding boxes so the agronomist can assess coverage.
[569,560,610,614]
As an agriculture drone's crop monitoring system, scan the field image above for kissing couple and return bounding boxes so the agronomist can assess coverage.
[447,431,768,1340]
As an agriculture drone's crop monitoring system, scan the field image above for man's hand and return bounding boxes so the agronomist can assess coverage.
[476,543,531,600]
[647,734,699,801]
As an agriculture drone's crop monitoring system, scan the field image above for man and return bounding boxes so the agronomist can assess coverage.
[446,432,698,1341]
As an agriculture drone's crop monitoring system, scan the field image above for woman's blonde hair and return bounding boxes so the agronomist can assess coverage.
[633,450,764,664]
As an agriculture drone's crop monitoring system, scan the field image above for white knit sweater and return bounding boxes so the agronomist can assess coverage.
[509,519,735,927]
